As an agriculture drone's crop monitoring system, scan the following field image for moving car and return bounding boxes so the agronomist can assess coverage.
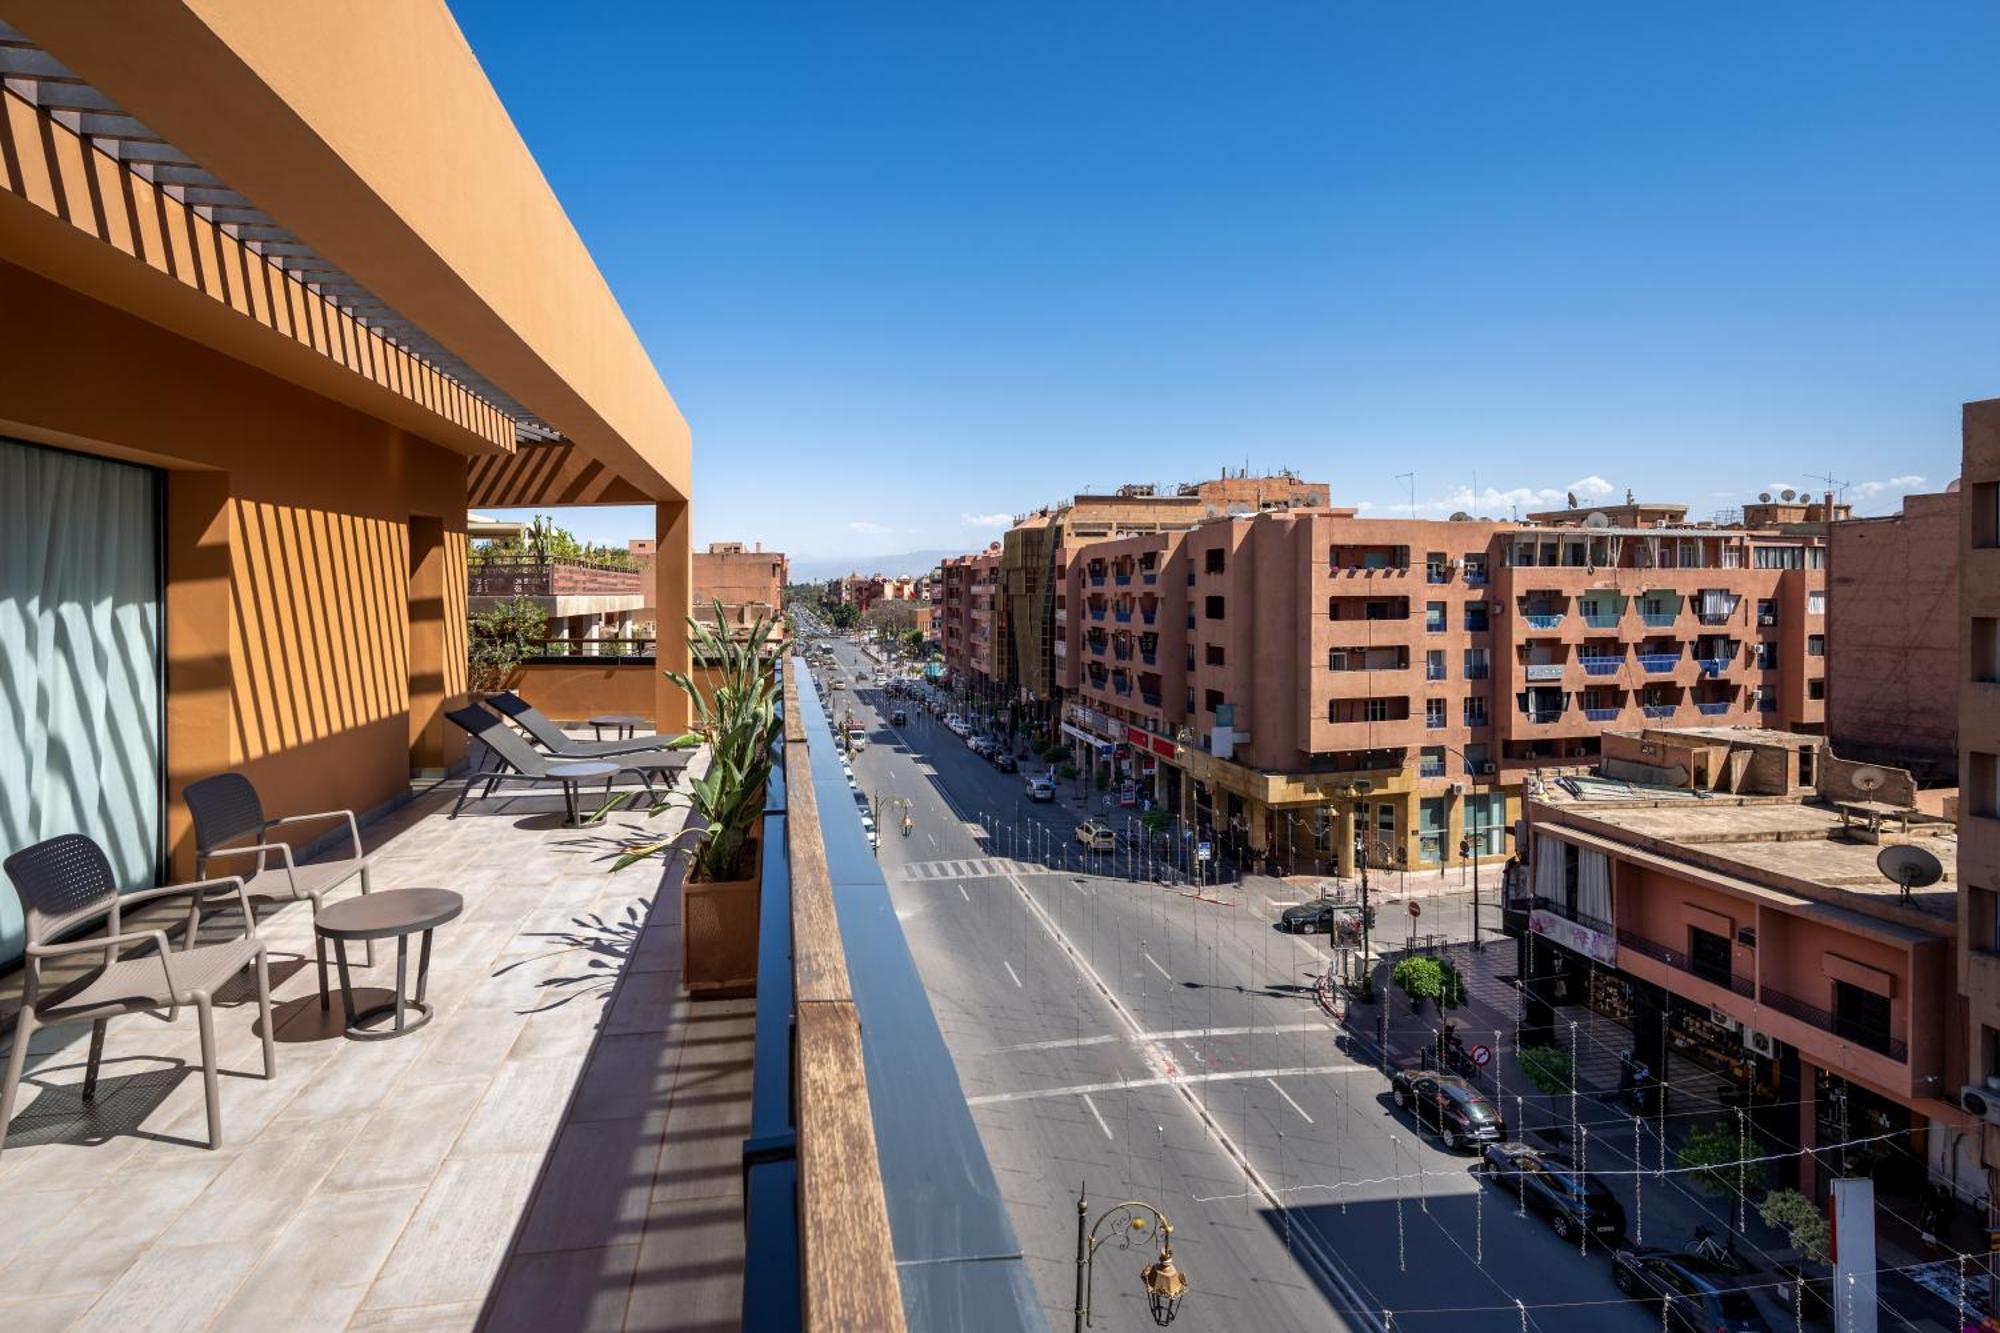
[846,722,868,751]
[1610,1248,1768,1331]
[1388,1068,1505,1152]
[1479,1142,1627,1245]
[891,708,909,726]
[1075,820,1116,852]
[1026,776,1056,802]
[1278,900,1373,937]
[831,679,845,691]
[991,752,1018,773]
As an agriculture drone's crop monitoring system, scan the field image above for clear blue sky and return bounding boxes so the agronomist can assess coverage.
[457,1,1995,565]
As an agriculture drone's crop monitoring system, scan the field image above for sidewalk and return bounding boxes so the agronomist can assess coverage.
[1336,937,1987,1330]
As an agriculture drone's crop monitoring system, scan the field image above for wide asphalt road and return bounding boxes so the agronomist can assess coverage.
[816,639,1658,1333]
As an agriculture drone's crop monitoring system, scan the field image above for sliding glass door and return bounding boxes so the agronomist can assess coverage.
[0,439,163,964]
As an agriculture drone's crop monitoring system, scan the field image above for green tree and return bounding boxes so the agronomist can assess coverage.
[826,603,860,630]
[1390,956,1466,1012]
[468,596,548,691]
[1515,1044,1574,1095]
[1677,1121,1769,1197]
[1759,1189,1830,1262]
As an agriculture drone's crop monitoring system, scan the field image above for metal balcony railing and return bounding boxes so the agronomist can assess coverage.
[468,558,645,598]
[1532,897,1612,938]
[1522,613,1566,631]
[1615,927,1755,997]
[1464,664,1491,680]
[1524,710,1565,724]
[1140,691,1162,707]
[1114,573,1132,585]
[1696,702,1732,716]
[1089,573,1106,586]
[1582,706,1621,722]
[1759,985,1906,1061]
[1419,759,1446,777]
[1113,609,1132,623]
[1638,653,1681,673]
[1426,663,1447,681]
[1642,704,1677,718]
[1580,656,1623,676]
[1089,608,1105,621]
[1582,613,1620,629]
[1641,611,1678,627]
[1524,663,1564,682]
[1142,571,1158,584]
[1426,715,1448,730]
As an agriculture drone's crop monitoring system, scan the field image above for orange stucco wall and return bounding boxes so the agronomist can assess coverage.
[0,260,470,874]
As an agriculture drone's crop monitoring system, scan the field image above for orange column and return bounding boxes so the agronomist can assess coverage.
[407,514,448,775]
[164,469,233,879]
[655,498,693,733]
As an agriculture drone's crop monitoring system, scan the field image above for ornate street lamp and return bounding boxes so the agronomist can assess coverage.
[1074,1183,1188,1330]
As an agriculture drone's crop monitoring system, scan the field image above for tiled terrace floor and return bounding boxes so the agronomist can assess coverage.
[0,765,750,1333]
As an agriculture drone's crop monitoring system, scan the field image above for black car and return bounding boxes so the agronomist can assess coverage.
[1611,1248,1769,1332]
[1278,900,1374,937]
[1388,1069,1504,1152]
[991,752,1019,773]
[1479,1142,1627,1245]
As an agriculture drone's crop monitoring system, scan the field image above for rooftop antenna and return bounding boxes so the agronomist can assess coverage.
[1876,844,1942,902]
[1809,471,1852,504]
[1395,472,1416,521]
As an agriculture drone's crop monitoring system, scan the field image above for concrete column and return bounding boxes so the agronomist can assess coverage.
[1337,803,1357,879]
[164,470,233,879]
[655,498,692,733]
[406,514,448,777]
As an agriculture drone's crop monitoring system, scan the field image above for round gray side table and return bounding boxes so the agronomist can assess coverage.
[314,887,463,1040]
[589,713,647,742]
[547,759,619,825]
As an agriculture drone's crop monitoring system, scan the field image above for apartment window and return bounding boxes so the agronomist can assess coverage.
[1974,888,2000,954]
[1419,746,1446,778]
[1186,650,1196,671]
[1205,547,1226,574]
[1187,570,1196,586]
[1975,618,2000,683]
[1974,481,1999,548]
[1426,553,1448,583]
[1971,751,1999,821]
[1426,649,1446,681]
[1425,698,1446,729]
[1688,927,1732,988]
[1755,642,1779,669]
[1365,599,1401,621]
[1754,545,1805,570]
[1808,678,1825,700]
[1721,543,1742,569]
[1756,598,1777,626]
[1425,601,1446,633]
[1463,554,1487,585]
[1363,697,1391,723]
[1463,647,1490,680]
[1417,798,1446,863]
[1464,742,1489,774]
[1806,590,1825,616]
[1463,696,1488,727]
[1204,595,1225,620]
[1204,689,1224,715]
[1752,686,1776,712]
[1464,602,1489,632]
[1807,633,1825,657]
[1205,643,1225,667]
[1832,981,1893,1055]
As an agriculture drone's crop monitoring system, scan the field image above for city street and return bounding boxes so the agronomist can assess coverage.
[817,637,1665,1333]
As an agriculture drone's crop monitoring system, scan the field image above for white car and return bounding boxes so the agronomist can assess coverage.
[968,735,996,756]
[1025,776,1056,802]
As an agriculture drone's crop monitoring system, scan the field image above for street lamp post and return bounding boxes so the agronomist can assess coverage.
[1074,1183,1188,1330]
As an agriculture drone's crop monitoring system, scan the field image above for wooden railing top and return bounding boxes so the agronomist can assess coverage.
[779,663,906,1332]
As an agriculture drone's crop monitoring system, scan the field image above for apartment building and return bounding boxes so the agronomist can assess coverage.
[940,545,1000,689]
[1523,739,1969,1205]
[1053,502,1828,875]
[1958,399,2000,1246]
[1826,489,1960,781]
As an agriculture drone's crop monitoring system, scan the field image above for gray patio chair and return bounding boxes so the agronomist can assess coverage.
[484,690,693,758]
[446,705,694,819]
[183,771,373,1003]
[1,834,274,1157]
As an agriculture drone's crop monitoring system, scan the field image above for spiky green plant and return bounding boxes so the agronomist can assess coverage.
[614,602,779,882]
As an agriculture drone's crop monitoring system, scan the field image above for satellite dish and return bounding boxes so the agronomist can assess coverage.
[1583,512,1612,529]
[1781,488,1797,502]
[1349,779,1374,796]
[1947,478,1962,494]
[1876,845,1943,899]
[1449,511,1472,522]
[1566,492,1579,508]
[1757,493,1772,503]
[1851,765,1890,793]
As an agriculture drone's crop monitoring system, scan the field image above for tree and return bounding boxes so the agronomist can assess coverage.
[1677,1121,1769,1197]
[1515,1044,1574,1095]
[1759,1189,1830,1262]
[826,603,860,630]
[863,599,917,638]
[468,596,548,691]
[901,628,926,655]
[1390,956,1466,1013]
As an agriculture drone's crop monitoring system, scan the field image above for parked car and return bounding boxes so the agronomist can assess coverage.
[1026,776,1056,802]
[831,679,845,691]
[1610,1248,1768,1332]
[991,752,1019,773]
[1388,1068,1505,1152]
[1278,900,1373,937]
[1076,820,1117,852]
[968,735,997,757]
[1479,1142,1627,1245]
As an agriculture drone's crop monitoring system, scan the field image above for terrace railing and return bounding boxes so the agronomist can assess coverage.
[1759,985,1907,1061]
[469,558,645,598]
[1615,927,1755,997]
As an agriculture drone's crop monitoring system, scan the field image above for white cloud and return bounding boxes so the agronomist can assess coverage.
[1850,474,1925,498]
[847,520,892,536]
[1389,475,1623,518]
[1569,475,1615,499]
[961,512,1011,527]
[1350,500,1375,511]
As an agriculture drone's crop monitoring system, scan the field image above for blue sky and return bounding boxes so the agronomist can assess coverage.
[457,1,1996,564]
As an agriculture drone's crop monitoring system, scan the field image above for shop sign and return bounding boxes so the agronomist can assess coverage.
[1528,909,1617,966]
[1150,735,1177,759]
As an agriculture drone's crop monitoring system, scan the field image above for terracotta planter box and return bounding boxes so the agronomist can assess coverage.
[681,831,761,996]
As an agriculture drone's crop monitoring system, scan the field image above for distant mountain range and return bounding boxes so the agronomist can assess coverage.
[788,549,963,583]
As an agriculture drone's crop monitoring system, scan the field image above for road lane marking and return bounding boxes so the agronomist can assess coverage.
[1082,1093,1114,1140]
[989,1020,1327,1054]
[1003,960,1022,988]
[958,884,970,902]
[966,1062,1359,1105]
[1267,1077,1316,1124]
[1142,951,1171,981]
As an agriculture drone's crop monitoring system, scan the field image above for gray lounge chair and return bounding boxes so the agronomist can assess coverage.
[446,705,694,819]
[1,834,274,1156]
[484,690,691,758]
[184,772,374,999]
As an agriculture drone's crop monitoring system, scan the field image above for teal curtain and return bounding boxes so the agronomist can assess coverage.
[0,440,161,963]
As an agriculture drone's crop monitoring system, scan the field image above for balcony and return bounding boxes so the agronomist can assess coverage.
[469,557,645,599]
[1113,608,1133,623]
[1697,657,1731,677]
[1580,655,1623,676]
[1089,572,1106,587]
[1760,985,1907,1061]
[1142,571,1158,585]
[1114,573,1132,586]
[1140,648,1157,665]
[1642,703,1677,718]
[1637,653,1680,673]
[1522,614,1566,632]
[1112,643,1132,661]
[1617,927,1755,997]
[1524,709,1566,724]
[1695,701,1732,716]
[1112,678,1133,696]
[1641,611,1678,627]
[1141,609,1157,625]
[1582,706,1622,722]
[1581,613,1620,629]
[1089,607,1106,622]
[1523,663,1564,682]
[1419,758,1446,777]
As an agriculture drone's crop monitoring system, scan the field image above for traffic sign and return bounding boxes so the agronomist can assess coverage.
[1407,900,1422,918]
[1196,841,1213,862]
[1471,1044,1492,1068]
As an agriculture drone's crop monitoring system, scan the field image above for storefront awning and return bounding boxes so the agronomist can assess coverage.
[1061,723,1113,754]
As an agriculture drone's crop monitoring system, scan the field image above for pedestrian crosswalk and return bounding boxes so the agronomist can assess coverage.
[891,857,1041,881]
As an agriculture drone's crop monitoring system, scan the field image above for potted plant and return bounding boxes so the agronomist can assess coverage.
[616,602,778,994]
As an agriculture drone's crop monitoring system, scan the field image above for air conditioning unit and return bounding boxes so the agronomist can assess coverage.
[1741,1028,1776,1059]
[1448,782,1466,796]
[1708,1007,1739,1032]
[1480,762,1498,775]
[1961,1086,2000,1127]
